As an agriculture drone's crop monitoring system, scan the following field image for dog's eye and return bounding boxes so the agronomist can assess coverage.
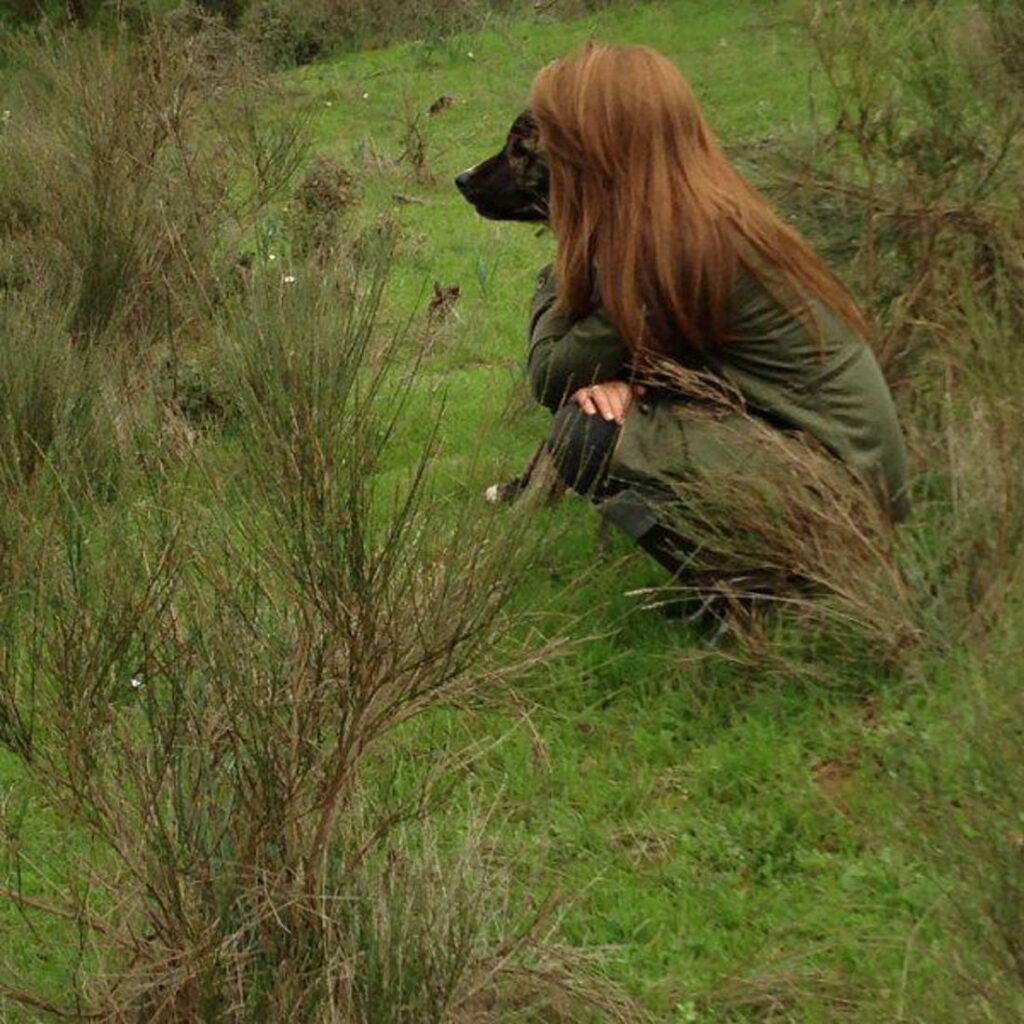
[509,140,528,158]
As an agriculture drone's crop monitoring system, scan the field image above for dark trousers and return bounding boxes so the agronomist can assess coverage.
[545,404,687,578]
[545,403,620,497]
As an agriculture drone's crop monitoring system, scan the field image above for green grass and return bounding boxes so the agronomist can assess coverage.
[257,2,940,1016]
[0,2,1014,1020]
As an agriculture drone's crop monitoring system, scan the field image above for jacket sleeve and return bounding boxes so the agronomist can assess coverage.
[527,264,632,412]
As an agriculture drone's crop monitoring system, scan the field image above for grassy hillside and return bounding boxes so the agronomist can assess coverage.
[1,1,1022,1021]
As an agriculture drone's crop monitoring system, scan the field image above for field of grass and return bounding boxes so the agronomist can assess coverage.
[1,1,1022,1021]
[265,8,930,1012]
[269,8,895,1010]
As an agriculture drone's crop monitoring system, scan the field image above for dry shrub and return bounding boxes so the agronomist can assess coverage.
[295,156,358,217]
[194,0,248,29]
[714,6,1024,1017]
[328,0,500,51]
[396,100,435,183]
[0,295,82,492]
[0,254,642,1023]
[703,1,1024,677]
[239,0,347,69]
[287,154,359,262]
[629,362,920,682]
[0,19,308,346]
[898,276,1024,644]
[0,288,154,504]
[777,1,1024,373]
[3,0,613,68]
[0,15,313,517]
[234,0,511,66]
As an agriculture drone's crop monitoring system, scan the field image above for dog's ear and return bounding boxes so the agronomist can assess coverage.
[507,112,543,159]
[508,111,539,141]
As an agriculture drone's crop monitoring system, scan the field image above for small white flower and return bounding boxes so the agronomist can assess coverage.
[283,274,297,284]
[268,253,277,261]
[362,92,370,100]
[467,51,475,59]
[325,100,333,107]
[130,676,143,690]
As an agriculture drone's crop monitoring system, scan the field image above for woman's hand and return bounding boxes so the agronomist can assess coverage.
[571,381,646,425]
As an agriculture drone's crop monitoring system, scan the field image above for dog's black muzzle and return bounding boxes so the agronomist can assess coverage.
[454,153,548,224]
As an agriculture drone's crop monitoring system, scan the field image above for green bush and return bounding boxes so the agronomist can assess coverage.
[239,0,347,68]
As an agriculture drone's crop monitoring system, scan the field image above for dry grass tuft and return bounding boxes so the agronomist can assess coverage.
[629,361,921,677]
[0,240,644,1021]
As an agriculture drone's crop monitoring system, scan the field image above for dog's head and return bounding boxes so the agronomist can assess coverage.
[454,111,549,223]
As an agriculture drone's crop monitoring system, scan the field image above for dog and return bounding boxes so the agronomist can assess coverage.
[456,112,560,505]
[455,111,549,224]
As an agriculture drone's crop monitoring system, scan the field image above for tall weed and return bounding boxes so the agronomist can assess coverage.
[720,5,1024,1018]
[0,254,638,1022]
[0,20,307,344]
[727,2,1024,662]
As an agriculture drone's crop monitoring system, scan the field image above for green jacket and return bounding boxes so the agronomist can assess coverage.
[527,262,910,537]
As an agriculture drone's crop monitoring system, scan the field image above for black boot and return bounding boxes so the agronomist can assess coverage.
[636,523,690,579]
[635,524,728,639]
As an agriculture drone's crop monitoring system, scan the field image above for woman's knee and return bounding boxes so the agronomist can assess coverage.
[546,404,619,495]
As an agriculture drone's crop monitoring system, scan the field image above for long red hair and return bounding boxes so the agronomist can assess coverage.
[529,43,869,355]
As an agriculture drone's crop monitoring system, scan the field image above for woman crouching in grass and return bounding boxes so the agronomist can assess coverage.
[526,43,909,607]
